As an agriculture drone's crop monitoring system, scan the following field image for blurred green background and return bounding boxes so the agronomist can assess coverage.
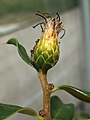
[0,0,78,24]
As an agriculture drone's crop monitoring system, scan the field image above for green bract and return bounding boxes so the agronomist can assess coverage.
[32,36,59,73]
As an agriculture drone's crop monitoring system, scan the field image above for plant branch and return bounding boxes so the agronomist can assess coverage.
[38,71,51,120]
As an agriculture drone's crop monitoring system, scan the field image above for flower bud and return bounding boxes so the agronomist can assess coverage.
[31,11,65,73]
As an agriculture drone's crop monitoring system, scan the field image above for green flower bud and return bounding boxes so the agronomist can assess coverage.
[31,11,65,73]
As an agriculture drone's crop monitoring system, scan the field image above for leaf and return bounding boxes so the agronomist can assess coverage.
[50,96,75,120]
[51,85,90,103]
[0,103,45,120]
[7,38,38,71]
[76,112,90,120]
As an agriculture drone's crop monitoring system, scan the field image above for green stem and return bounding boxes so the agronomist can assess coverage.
[38,71,51,120]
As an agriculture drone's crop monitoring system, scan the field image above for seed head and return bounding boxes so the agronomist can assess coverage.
[31,11,65,73]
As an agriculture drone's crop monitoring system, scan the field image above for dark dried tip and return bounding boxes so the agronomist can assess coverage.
[60,28,66,39]
[48,84,54,90]
[35,10,47,22]
[35,39,40,44]
[32,22,43,29]
[30,50,34,54]
[56,13,60,21]
[30,50,34,58]
[39,109,46,117]
[30,39,39,58]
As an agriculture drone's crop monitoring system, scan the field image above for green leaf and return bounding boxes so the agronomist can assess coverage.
[51,85,90,103]
[7,38,38,70]
[50,96,75,120]
[76,113,90,120]
[0,103,45,120]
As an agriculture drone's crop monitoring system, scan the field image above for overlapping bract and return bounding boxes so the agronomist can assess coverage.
[32,36,59,73]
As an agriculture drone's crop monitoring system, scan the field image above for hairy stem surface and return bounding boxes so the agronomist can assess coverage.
[38,71,51,120]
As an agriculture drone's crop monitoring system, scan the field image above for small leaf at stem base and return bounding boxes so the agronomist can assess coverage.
[0,103,45,120]
[50,96,75,120]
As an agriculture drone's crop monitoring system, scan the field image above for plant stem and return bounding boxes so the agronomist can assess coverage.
[38,71,51,120]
